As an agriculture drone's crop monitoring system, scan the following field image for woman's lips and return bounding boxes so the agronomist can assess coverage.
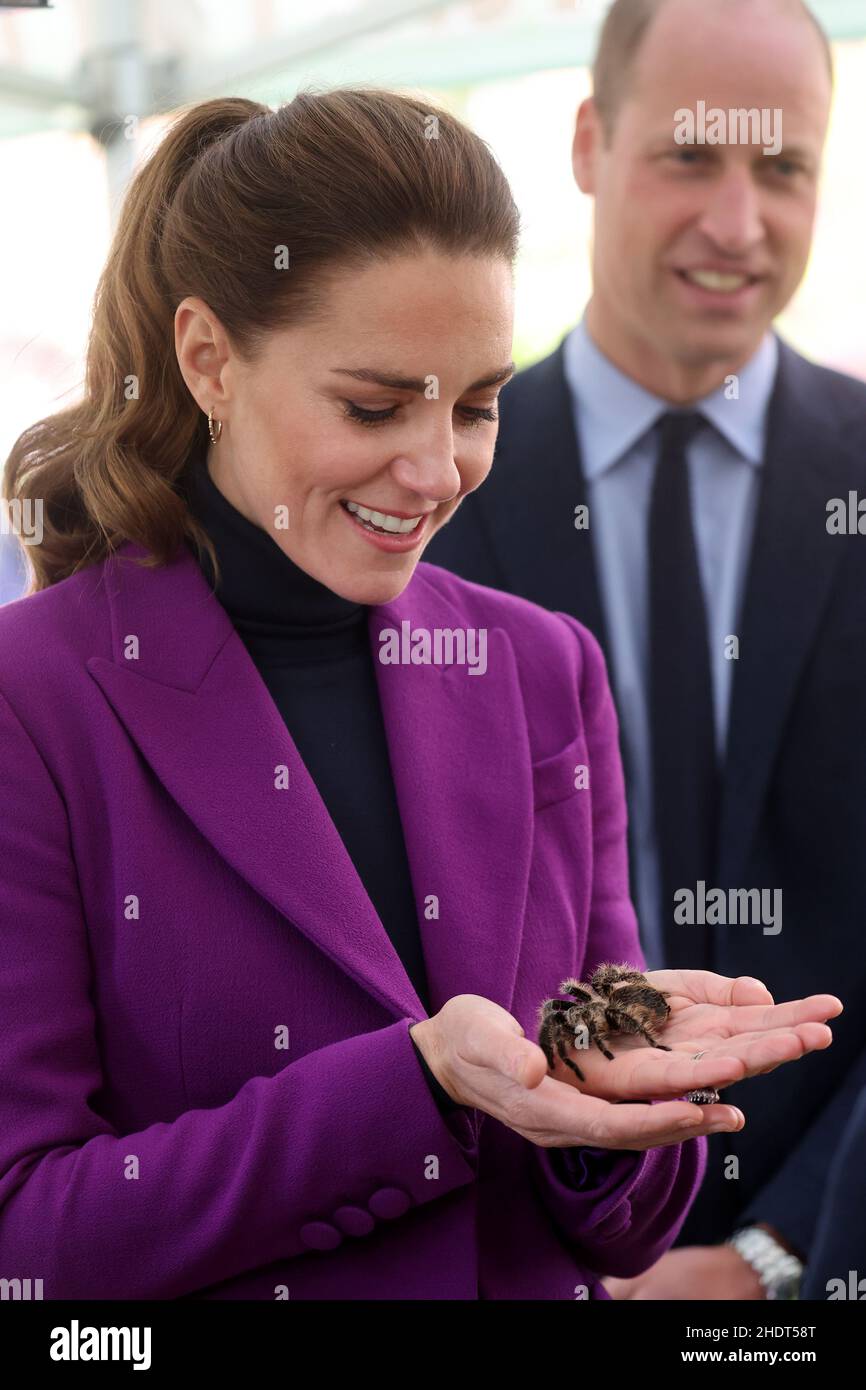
[342,499,425,531]
[339,499,430,552]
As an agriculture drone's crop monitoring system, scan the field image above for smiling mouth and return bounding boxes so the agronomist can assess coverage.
[677,268,761,294]
[340,499,425,535]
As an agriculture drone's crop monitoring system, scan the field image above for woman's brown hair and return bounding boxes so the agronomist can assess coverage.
[3,88,520,592]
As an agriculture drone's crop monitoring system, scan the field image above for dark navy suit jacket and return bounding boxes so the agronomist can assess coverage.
[426,334,866,1260]
[801,1056,866,1298]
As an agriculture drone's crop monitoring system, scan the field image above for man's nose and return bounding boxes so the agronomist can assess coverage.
[695,167,764,255]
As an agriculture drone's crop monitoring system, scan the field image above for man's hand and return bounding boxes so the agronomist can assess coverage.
[602,1246,766,1300]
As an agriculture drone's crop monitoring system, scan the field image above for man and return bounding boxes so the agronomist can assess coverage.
[800,1060,866,1300]
[427,0,866,1299]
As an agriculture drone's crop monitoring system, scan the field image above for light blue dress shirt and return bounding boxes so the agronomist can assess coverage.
[561,320,779,968]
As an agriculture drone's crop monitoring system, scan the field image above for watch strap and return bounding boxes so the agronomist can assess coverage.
[727,1224,803,1299]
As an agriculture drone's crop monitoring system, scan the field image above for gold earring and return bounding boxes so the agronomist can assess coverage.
[207,405,223,443]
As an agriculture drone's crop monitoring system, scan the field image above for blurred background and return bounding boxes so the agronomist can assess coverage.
[1,0,865,600]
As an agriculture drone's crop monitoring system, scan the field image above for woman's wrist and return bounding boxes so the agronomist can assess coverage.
[409,1018,460,1106]
[410,1031,461,1112]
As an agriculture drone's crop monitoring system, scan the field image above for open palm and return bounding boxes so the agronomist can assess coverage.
[545,969,842,1106]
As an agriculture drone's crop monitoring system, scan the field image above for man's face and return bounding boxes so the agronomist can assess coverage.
[578,0,832,373]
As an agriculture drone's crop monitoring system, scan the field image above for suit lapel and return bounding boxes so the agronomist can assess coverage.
[474,341,609,658]
[475,341,645,895]
[718,342,854,883]
[87,542,533,1022]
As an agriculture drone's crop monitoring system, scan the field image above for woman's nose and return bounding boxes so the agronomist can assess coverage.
[390,442,463,504]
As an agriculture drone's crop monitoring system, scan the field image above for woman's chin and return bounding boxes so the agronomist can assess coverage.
[349,574,414,607]
[325,563,416,608]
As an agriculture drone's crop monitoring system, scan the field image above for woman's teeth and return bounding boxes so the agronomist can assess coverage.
[683,269,752,293]
[343,500,423,534]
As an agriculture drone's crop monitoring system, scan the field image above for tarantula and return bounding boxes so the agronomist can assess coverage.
[537,961,719,1104]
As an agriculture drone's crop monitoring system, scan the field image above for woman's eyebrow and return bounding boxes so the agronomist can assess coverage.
[330,363,516,392]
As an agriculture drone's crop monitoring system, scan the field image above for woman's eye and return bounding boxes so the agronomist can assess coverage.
[342,401,398,426]
[342,401,499,429]
[459,405,499,428]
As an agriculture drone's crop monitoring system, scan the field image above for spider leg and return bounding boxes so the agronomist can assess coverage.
[590,964,648,994]
[537,1016,557,1072]
[606,1006,674,1055]
[539,1012,586,1080]
[592,1032,617,1062]
[638,1029,672,1051]
[556,1035,586,1082]
[557,980,594,1004]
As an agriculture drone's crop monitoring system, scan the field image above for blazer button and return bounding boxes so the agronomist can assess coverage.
[333,1205,376,1238]
[368,1186,411,1220]
[299,1221,342,1251]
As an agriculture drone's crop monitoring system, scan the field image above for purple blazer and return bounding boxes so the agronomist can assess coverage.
[0,538,705,1299]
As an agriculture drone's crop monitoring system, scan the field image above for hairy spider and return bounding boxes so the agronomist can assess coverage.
[536,961,719,1104]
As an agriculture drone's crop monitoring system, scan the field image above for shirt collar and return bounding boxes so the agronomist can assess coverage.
[562,317,779,479]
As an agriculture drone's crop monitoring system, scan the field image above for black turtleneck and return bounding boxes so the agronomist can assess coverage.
[183,449,458,1114]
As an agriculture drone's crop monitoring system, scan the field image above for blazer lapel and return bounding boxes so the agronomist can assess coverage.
[718,342,855,884]
[474,340,609,657]
[371,573,534,1016]
[87,541,533,1023]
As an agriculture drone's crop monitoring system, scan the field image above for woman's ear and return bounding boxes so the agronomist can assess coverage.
[174,296,231,415]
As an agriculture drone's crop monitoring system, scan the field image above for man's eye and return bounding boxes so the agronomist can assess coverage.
[766,157,802,178]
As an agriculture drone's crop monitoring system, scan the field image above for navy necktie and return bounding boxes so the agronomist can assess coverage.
[648,411,719,971]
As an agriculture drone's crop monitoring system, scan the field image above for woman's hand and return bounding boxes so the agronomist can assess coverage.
[543,968,841,1106]
[410,975,841,1152]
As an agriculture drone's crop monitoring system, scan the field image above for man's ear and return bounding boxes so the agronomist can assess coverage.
[573,96,601,196]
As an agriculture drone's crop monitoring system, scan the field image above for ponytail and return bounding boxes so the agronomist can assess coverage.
[4,98,267,589]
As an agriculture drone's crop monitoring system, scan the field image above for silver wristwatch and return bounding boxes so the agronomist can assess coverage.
[727,1225,803,1299]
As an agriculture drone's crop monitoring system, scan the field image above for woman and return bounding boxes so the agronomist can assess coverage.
[0,90,838,1301]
